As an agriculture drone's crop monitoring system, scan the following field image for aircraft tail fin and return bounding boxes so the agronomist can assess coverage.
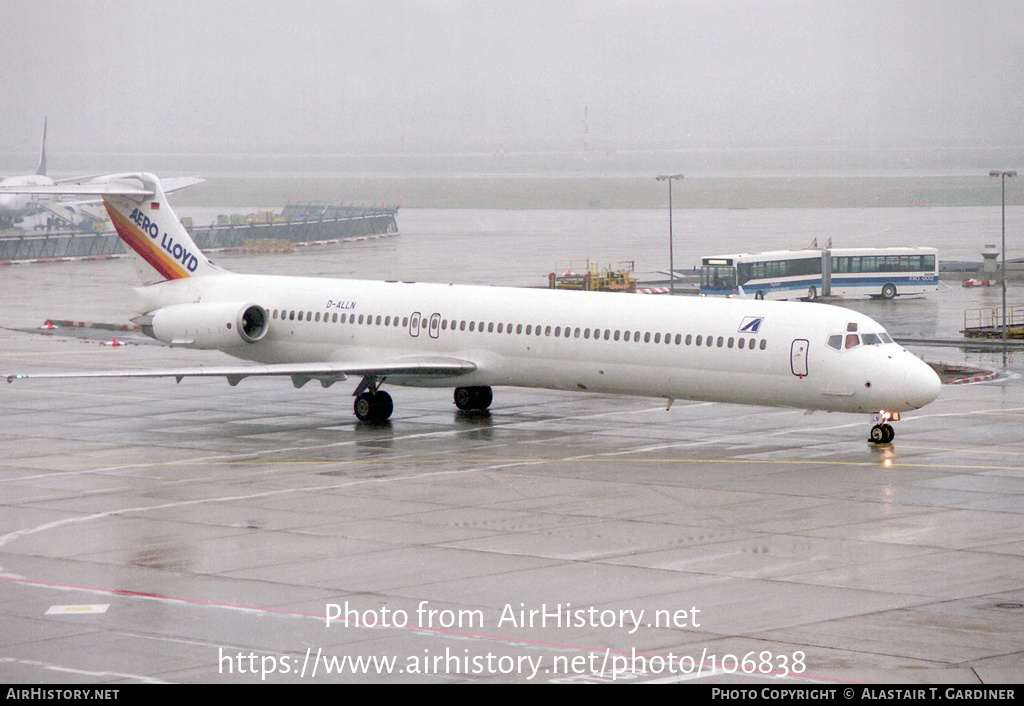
[35,118,47,176]
[99,172,223,285]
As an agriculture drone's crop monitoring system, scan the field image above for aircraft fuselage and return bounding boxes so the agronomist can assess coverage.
[134,272,940,415]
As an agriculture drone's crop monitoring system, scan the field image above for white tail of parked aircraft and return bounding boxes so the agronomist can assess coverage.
[2,173,940,443]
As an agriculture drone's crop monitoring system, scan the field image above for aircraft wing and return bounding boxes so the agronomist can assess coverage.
[5,357,477,388]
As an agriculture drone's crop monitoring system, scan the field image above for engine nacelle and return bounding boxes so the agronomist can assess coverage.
[146,302,268,349]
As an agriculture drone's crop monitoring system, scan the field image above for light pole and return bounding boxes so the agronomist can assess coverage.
[656,174,684,295]
[990,170,1016,345]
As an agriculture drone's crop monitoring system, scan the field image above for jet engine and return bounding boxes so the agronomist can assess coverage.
[143,302,268,349]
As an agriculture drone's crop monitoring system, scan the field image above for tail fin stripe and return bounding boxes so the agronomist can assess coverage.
[105,200,190,280]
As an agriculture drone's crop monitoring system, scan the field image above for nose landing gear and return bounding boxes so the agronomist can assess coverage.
[869,410,899,444]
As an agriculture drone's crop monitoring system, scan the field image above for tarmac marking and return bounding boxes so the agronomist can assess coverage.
[0,656,167,684]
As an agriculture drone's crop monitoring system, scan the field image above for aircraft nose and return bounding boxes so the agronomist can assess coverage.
[903,358,941,410]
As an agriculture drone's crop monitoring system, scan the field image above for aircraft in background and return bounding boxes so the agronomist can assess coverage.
[0,118,62,228]
[1,173,940,443]
[0,120,201,229]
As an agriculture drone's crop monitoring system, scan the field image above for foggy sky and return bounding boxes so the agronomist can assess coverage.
[1,0,1022,167]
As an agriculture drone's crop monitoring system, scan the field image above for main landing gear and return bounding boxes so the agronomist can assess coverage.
[868,410,899,444]
[353,376,393,423]
[352,382,495,423]
[454,385,493,412]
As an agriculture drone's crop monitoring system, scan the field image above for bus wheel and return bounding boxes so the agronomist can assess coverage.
[881,283,897,299]
[755,291,765,300]
[806,286,817,301]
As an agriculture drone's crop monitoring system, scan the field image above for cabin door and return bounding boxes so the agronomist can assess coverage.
[790,339,809,378]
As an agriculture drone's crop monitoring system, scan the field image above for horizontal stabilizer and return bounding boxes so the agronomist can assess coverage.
[0,173,203,198]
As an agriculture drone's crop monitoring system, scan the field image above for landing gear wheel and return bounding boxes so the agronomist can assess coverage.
[354,390,393,423]
[454,385,493,411]
[755,290,765,300]
[881,283,897,300]
[806,286,817,301]
[869,423,895,444]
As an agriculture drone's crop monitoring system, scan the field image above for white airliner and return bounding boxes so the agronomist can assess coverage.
[2,173,940,443]
[0,121,202,228]
[0,119,60,227]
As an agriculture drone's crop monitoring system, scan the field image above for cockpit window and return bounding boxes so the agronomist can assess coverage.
[832,331,892,350]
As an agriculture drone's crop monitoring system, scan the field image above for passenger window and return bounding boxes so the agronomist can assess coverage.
[759,339,767,350]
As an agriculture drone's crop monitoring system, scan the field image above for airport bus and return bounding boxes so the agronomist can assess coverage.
[700,247,938,300]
